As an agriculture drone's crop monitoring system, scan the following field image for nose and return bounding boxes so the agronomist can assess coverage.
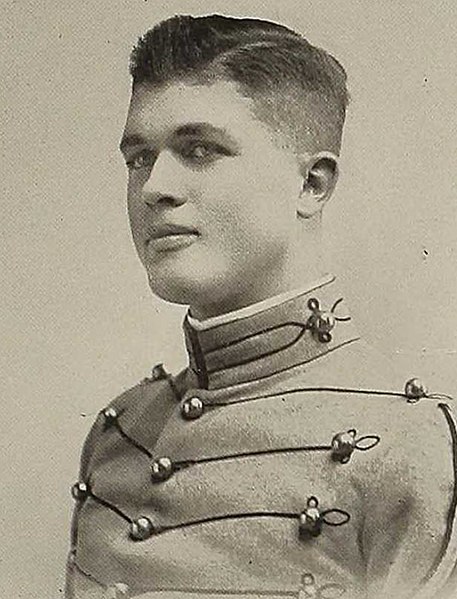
[142,150,186,208]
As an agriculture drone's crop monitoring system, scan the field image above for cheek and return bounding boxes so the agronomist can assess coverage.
[203,165,297,244]
[127,175,146,217]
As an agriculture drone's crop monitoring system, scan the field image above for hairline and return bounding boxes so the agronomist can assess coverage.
[130,68,339,156]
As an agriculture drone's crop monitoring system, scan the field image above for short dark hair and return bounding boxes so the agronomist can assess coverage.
[130,15,349,153]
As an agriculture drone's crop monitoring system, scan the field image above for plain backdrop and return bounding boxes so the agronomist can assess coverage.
[1,1,457,596]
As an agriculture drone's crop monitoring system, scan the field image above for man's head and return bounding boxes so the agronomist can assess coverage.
[121,15,349,318]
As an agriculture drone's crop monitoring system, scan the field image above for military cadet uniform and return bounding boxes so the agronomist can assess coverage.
[66,275,457,599]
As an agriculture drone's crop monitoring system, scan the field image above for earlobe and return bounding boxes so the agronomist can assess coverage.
[297,151,339,218]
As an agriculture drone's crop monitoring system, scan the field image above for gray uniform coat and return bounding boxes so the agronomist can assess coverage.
[66,278,457,599]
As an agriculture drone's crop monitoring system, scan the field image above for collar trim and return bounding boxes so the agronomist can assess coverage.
[183,276,358,390]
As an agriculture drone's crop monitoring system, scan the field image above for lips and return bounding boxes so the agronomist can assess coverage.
[145,223,200,253]
[148,223,199,241]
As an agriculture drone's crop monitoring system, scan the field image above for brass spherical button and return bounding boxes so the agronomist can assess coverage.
[331,429,357,463]
[301,573,315,586]
[307,298,320,312]
[151,457,173,482]
[129,516,155,541]
[310,311,335,343]
[151,363,167,381]
[103,407,118,425]
[299,496,322,538]
[299,573,317,598]
[315,311,336,334]
[181,397,204,420]
[405,378,428,402]
[71,481,89,501]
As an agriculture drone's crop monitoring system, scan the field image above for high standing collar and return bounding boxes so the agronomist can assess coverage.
[183,277,360,390]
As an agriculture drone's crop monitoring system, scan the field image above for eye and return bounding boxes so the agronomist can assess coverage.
[126,150,155,171]
[180,140,227,163]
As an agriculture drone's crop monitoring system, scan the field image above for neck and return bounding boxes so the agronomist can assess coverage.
[190,258,327,322]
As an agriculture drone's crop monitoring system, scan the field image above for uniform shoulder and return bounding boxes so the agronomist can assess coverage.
[350,375,457,519]
[348,374,456,468]
[368,376,456,445]
[106,363,176,413]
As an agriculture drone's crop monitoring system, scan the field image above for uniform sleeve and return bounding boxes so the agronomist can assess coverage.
[363,401,457,599]
[65,373,178,599]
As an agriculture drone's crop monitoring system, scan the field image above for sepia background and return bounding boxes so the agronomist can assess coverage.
[2,0,456,596]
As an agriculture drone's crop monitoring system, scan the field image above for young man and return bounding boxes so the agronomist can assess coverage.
[66,14,456,599]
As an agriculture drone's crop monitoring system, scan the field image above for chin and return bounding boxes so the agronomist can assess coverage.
[146,267,221,308]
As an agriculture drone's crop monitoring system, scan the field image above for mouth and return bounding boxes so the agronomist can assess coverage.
[149,224,199,240]
[146,224,200,252]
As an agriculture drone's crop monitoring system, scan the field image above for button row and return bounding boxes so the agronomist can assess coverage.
[125,495,350,542]
[147,429,380,484]
[178,378,437,422]
[100,377,441,433]
[71,430,379,495]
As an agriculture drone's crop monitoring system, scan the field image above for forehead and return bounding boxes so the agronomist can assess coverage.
[123,79,277,143]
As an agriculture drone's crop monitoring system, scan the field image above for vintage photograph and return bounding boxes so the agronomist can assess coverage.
[2,2,456,598]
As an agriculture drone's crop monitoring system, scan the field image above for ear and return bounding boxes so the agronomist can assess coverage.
[297,151,339,219]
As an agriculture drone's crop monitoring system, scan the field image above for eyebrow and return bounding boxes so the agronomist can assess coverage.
[119,122,239,153]
[174,122,235,141]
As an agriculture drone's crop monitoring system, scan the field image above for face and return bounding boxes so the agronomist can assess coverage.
[121,79,305,318]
